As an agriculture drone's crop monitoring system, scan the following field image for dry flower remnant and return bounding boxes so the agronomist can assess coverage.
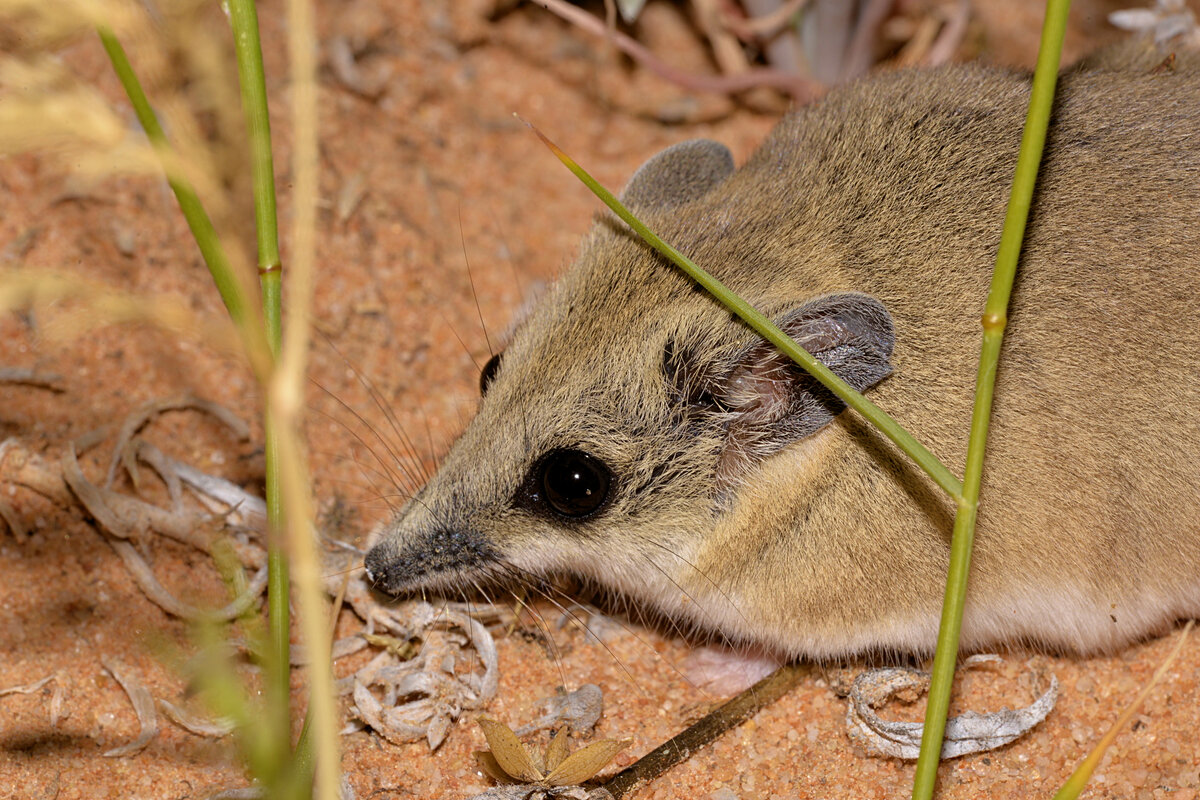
[334,567,501,751]
[472,716,630,800]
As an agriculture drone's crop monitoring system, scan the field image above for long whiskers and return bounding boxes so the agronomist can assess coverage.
[313,332,435,488]
[309,388,425,501]
[641,538,757,636]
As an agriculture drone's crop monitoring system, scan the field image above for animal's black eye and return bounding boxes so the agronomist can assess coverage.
[538,449,611,518]
[479,352,502,396]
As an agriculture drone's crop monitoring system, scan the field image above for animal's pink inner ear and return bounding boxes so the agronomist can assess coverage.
[722,358,796,427]
[713,292,895,492]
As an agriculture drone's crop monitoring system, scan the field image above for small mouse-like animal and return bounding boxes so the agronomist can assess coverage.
[365,38,1200,662]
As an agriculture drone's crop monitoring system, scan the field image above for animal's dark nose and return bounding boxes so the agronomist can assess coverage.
[362,543,395,591]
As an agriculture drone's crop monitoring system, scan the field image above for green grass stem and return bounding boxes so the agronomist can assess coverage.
[530,124,963,503]
[225,0,292,779]
[226,0,282,283]
[100,14,328,797]
[96,26,270,381]
[909,1,1071,796]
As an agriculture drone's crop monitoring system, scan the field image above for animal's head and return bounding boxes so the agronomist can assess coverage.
[364,140,894,616]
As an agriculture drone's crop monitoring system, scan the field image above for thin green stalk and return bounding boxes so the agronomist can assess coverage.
[909,1,1071,797]
[263,415,289,757]
[1052,622,1191,800]
[96,27,269,381]
[226,0,281,279]
[225,0,291,778]
[101,17,306,796]
[531,126,963,502]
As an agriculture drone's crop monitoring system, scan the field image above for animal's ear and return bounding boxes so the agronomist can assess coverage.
[620,139,735,211]
[716,292,895,484]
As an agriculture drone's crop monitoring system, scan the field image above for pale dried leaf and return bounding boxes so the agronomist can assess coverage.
[351,681,424,746]
[1108,8,1160,29]
[63,444,133,538]
[475,750,512,783]
[0,675,53,696]
[478,716,544,783]
[105,395,249,489]
[616,0,647,24]
[544,738,631,786]
[157,698,234,737]
[427,713,452,750]
[101,658,160,757]
[110,538,267,622]
[544,726,570,772]
[1108,0,1197,42]
[49,676,65,726]
[339,581,501,749]
[515,684,604,737]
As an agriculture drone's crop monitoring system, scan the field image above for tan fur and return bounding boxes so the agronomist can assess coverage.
[366,38,1200,661]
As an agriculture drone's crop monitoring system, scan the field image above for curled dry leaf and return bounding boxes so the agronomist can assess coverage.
[0,672,66,725]
[845,660,1058,760]
[104,394,250,490]
[337,568,500,751]
[43,399,271,623]
[1110,0,1198,44]
[0,674,54,697]
[157,698,235,738]
[615,0,647,24]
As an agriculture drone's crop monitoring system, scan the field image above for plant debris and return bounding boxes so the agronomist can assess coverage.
[1110,0,1199,43]
[1,396,505,756]
[339,570,500,750]
[513,683,604,737]
[601,663,806,799]
[157,697,236,738]
[0,674,55,697]
[845,656,1058,760]
[470,716,629,800]
[101,657,160,758]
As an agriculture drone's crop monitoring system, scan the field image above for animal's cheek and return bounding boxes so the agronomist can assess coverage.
[498,529,600,583]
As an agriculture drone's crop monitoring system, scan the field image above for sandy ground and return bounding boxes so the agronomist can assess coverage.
[1,1,1198,798]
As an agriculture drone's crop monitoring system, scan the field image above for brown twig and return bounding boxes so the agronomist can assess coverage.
[532,0,821,102]
[0,367,65,391]
[721,0,811,41]
[841,0,896,80]
[922,0,971,68]
[601,664,807,798]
